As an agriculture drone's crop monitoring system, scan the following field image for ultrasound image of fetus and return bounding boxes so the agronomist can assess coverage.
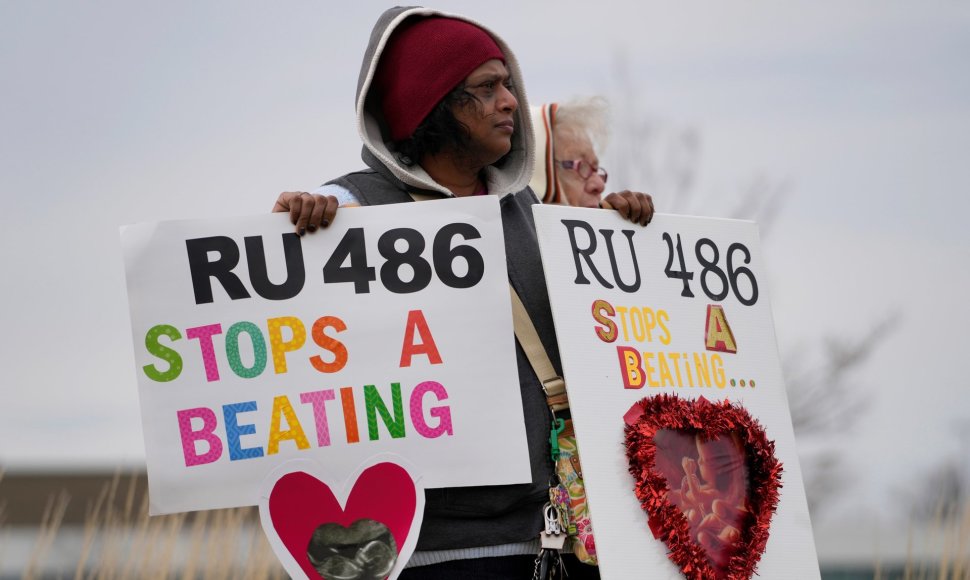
[307,519,398,580]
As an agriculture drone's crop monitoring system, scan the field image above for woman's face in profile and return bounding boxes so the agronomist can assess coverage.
[555,133,606,208]
[452,59,519,167]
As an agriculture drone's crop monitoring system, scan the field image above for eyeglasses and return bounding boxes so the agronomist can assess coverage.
[556,159,608,183]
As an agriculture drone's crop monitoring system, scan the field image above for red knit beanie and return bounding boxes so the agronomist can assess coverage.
[375,16,505,142]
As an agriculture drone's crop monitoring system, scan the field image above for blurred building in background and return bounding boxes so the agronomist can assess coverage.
[2,468,966,579]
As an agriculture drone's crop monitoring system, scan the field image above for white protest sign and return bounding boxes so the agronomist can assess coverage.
[122,196,529,515]
[533,206,820,579]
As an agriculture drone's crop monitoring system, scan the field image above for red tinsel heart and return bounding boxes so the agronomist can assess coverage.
[267,463,418,579]
[624,395,783,579]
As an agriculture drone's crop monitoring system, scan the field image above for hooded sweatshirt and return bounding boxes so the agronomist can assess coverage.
[313,6,565,564]
[528,102,568,205]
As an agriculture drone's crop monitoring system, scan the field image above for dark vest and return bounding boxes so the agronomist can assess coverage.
[330,167,561,550]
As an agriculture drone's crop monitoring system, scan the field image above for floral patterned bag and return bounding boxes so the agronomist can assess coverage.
[554,419,597,564]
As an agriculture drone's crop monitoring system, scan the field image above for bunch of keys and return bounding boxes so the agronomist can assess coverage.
[533,502,566,580]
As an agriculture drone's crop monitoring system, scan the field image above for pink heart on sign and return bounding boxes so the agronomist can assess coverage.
[266,462,420,580]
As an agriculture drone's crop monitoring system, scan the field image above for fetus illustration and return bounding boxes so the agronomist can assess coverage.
[657,430,749,572]
[307,518,398,580]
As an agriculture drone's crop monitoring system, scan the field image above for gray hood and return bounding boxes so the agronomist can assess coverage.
[355,6,535,198]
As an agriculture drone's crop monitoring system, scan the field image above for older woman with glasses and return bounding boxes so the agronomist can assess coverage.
[529,97,646,215]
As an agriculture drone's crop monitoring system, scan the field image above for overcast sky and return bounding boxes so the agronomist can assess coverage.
[2,0,968,547]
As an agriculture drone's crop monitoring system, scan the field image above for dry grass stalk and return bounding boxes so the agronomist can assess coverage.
[899,501,970,580]
[0,468,6,573]
[75,480,111,579]
[0,467,5,524]
[26,489,70,580]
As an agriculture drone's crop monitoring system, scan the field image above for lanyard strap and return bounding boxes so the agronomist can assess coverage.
[509,285,569,412]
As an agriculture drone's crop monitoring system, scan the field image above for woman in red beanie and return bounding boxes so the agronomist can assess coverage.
[272,7,653,579]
